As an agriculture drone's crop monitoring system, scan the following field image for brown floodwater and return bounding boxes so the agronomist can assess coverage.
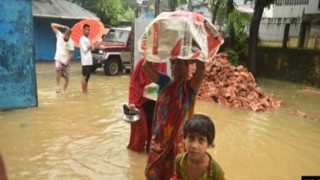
[0,62,320,180]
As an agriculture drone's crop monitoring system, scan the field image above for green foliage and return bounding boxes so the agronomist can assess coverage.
[215,7,226,26]
[119,7,135,22]
[121,0,136,10]
[226,49,240,66]
[71,0,136,26]
[99,0,123,25]
[172,0,188,7]
[227,10,250,44]
[221,10,250,66]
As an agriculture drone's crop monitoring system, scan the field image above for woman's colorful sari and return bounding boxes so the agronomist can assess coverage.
[145,73,196,180]
[128,57,167,153]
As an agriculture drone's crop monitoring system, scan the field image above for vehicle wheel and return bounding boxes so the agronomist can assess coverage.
[104,58,121,76]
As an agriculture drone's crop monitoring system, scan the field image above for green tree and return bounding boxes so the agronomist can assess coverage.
[209,0,250,66]
[120,0,136,10]
[224,10,250,65]
[99,0,123,25]
[211,0,222,24]
[209,0,235,44]
[172,0,187,7]
[248,0,275,77]
[119,7,135,22]
[68,0,135,26]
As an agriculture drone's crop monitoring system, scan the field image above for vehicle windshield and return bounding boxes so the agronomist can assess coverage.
[103,29,130,43]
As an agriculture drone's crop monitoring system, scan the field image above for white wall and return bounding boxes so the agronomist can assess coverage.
[264,4,306,18]
[305,0,320,14]
[263,0,320,18]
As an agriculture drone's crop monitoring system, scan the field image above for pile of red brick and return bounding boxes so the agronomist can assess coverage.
[196,53,282,112]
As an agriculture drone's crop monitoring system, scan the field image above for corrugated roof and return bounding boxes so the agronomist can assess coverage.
[32,0,99,20]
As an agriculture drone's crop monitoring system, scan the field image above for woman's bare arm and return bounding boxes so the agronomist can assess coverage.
[142,60,160,83]
[189,60,205,90]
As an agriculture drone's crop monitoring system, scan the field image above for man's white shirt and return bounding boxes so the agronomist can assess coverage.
[54,31,74,65]
[80,36,93,66]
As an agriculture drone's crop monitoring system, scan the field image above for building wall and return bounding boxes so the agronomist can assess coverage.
[33,18,80,61]
[0,0,37,110]
[264,0,320,18]
[265,1,307,18]
[305,0,320,14]
[257,47,320,87]
[259,0,320,49]
[259,18,302,41]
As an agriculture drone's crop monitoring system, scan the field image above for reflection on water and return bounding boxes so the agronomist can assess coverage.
[0,62,320,179]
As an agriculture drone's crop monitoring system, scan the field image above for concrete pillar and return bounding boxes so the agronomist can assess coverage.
[0,0,37,110]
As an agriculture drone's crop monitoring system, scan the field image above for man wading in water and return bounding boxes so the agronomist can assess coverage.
[51,23,74,94]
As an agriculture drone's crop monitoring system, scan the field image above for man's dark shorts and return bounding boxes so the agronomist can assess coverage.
[82,65,92,81]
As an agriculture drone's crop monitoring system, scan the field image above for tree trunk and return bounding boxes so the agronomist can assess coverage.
[282,23,290,48]
[212,0,221,25]
[248,0,265,77]
[298,22,308,48]
[226,0,234,17]
[226,0,235,50]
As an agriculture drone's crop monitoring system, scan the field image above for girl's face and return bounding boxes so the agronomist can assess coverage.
[184,132,209,161]
[170,59,187,80]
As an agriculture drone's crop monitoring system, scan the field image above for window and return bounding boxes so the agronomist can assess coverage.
[103,29,130,43]
[281,0,309,6]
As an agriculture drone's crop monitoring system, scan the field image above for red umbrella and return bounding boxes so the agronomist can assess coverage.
[71,19,104,47]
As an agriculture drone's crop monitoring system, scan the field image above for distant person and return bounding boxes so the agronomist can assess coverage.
[0,153,8,180]
[80,24,94,94]
[171,114,225,180]
[127,57,167,153]
[51,23,74,93]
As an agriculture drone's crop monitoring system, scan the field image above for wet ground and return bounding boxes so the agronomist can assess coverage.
[0,62,320,179]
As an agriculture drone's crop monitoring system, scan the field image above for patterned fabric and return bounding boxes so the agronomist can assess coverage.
[127,57,167,153]
[138,11,224,63]
[173,152,225,180]
[145,73,196,180]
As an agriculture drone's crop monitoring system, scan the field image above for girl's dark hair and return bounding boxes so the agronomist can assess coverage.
[183,114,215,145]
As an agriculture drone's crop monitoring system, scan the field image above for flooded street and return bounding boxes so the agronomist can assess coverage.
[0,62,320,179]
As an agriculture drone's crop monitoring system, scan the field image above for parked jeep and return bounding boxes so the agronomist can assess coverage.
[91,27,132,76]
